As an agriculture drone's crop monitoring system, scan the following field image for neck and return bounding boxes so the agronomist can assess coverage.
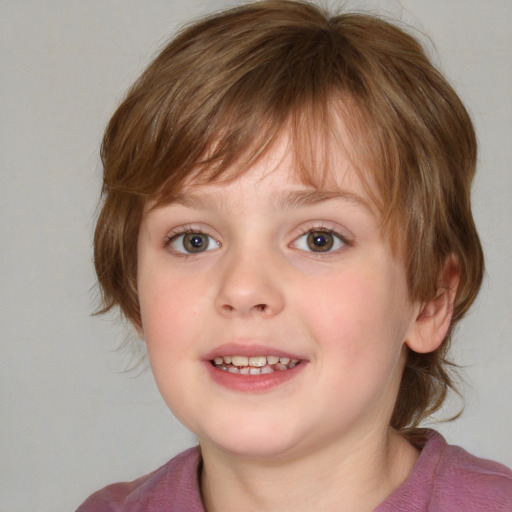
[200,427,419,512]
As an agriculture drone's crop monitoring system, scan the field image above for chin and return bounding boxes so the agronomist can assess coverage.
[197,418,306,460]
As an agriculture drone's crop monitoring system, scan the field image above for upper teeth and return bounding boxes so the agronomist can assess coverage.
[213,355,298,368]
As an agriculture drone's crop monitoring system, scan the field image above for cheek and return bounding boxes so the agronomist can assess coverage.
[298,263,410,362]
[297,269,411,422]
[138,278,206,425]
[139,271,205,347]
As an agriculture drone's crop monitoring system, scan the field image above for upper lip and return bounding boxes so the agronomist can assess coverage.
[203,342,306,362]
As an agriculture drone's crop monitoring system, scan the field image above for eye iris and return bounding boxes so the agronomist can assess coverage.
[183,233,207,253]
[307,231,334,252]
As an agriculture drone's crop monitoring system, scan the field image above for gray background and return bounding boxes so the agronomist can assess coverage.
[1,1,511,510]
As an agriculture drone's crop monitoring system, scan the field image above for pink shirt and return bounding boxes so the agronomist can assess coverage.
[76,430,512,511]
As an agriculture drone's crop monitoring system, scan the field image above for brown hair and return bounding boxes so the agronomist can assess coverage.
[94,0,484,430]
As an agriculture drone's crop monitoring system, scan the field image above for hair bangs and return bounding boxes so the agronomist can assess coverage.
[150,42,368,206]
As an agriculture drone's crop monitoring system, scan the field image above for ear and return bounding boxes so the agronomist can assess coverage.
[405,255,460,354]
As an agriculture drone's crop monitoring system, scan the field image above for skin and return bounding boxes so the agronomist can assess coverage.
[136,134,456,511]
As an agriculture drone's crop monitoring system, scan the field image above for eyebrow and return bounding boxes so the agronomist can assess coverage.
[165,192,230,212]
[270,189,372,212]
[166,188,372,213]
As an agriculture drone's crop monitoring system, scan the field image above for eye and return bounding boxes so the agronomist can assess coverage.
[293,230,346,253]
[168,232,220,254]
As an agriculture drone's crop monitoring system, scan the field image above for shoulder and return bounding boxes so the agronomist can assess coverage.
[75,446,204,512]
[376,429,512,512]
[431,431,512,510]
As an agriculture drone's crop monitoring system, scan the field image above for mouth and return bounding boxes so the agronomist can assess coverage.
[204,344,306,391]
[211,355,300,375]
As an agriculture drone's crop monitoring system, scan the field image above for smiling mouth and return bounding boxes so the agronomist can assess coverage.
[211,355,300,375]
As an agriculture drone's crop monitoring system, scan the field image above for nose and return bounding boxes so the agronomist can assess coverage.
[214,248,285,318]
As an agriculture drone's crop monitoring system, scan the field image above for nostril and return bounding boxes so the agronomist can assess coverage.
[219,302,269,315]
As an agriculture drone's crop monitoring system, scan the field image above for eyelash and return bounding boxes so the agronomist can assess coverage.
[291,225,351,254]
[164,225,352,256]
[164,226,220,255]
[164,226,202,245]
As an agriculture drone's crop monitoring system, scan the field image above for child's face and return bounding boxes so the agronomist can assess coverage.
[137,134,421,460]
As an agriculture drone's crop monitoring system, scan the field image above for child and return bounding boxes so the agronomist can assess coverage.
[77,1,512,510]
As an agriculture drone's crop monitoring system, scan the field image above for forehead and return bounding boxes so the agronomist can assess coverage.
[156,117,381,214]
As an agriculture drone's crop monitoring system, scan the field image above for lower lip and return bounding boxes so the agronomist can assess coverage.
[204,361,306,392]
